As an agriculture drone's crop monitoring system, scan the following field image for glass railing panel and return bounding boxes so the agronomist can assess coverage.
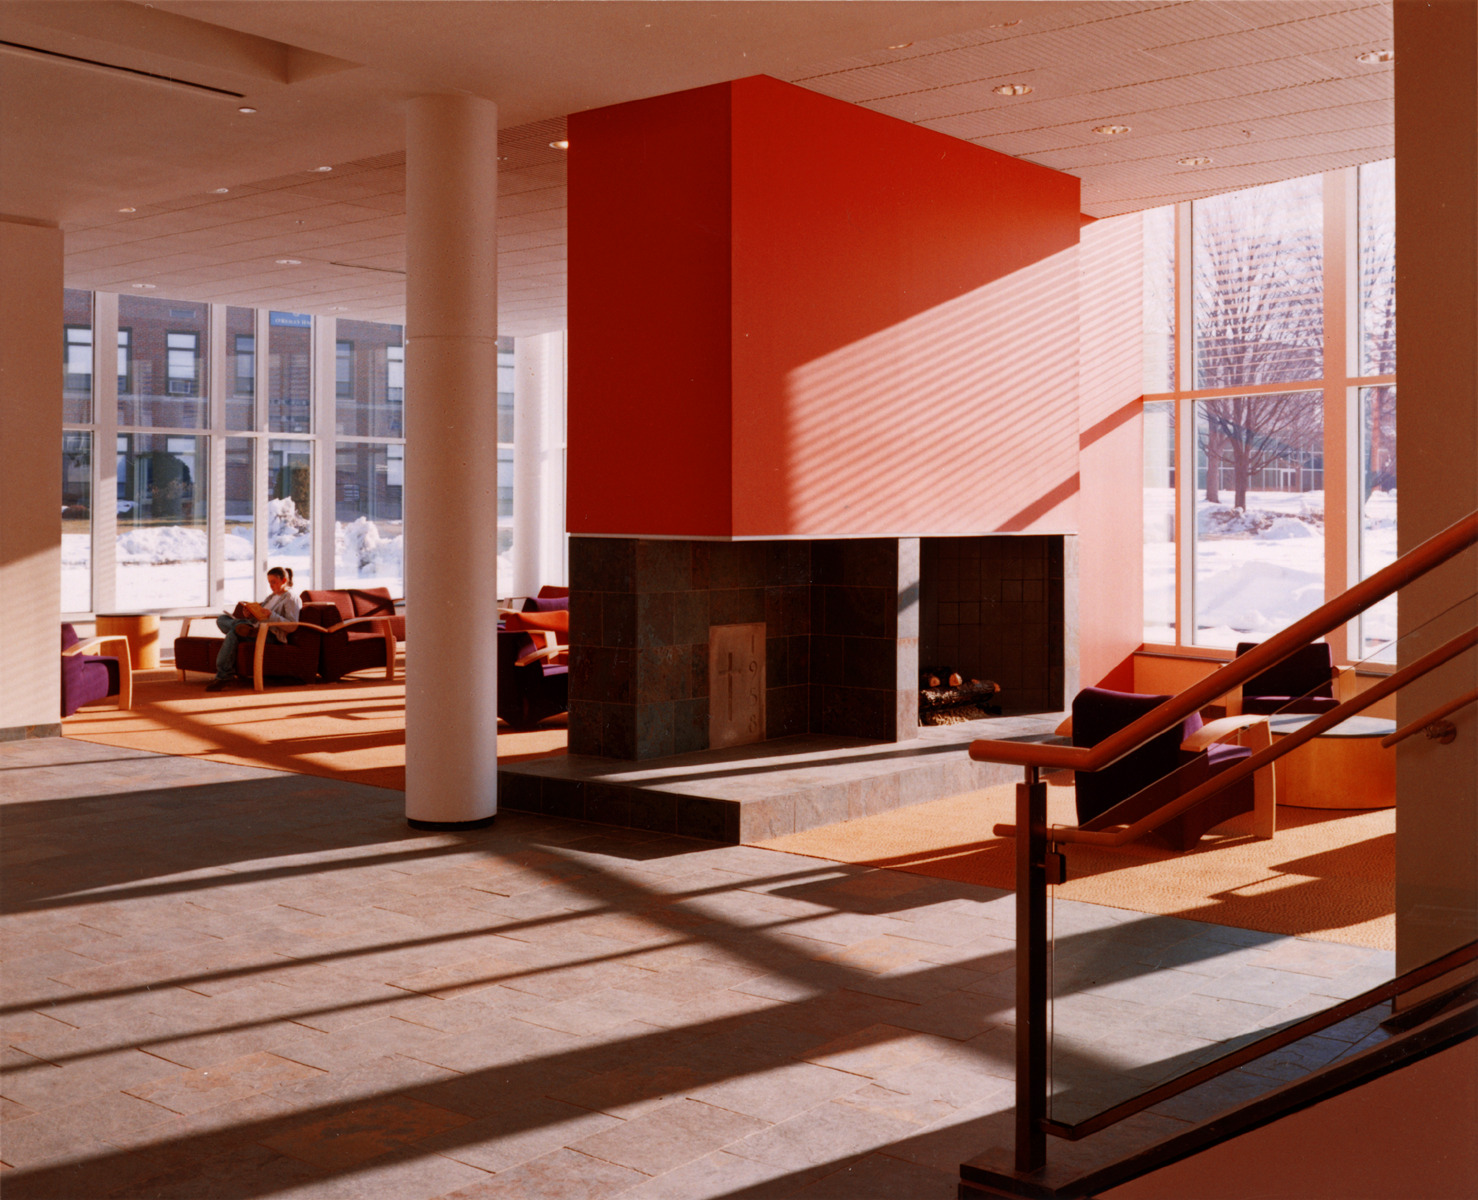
[1038,602,1478,1128]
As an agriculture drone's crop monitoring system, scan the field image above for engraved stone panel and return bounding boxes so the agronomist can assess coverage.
[709,622,766,749]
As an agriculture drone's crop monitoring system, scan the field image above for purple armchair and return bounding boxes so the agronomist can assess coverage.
[61,624,132,716]
[1227,641,1351,716]
[1069,686,1273,850]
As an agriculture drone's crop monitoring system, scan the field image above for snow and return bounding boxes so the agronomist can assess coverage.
[1144,487,1398,660]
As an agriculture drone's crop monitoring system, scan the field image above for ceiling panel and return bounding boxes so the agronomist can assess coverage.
[33,1,1392,333]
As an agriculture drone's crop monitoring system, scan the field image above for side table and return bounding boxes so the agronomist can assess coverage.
[1268,714,1397,809]
[95,612,161,669]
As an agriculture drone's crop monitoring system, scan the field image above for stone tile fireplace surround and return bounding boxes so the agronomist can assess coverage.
[569,534,1076,761]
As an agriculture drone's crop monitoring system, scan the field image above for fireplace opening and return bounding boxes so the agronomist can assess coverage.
[918,535,1067,718]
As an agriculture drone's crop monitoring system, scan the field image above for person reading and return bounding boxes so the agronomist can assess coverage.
[206,565,300,691]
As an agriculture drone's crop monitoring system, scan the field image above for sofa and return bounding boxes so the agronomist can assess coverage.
[175,602,337,689]
[300,588,403,681]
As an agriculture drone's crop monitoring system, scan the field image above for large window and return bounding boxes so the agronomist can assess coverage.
[116,433,208,609]
[268,439,313,590]
[64,289,93,424]
[268,312,312,434]
[117,296,208,428]
[60,301,408,614]
[61,432,91,613]
[1143,164,1396,660]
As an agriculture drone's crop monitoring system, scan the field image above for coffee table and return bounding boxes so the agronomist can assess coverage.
[1268,714,1397,809]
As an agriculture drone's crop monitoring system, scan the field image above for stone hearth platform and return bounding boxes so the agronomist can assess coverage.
[497,712,1065,843]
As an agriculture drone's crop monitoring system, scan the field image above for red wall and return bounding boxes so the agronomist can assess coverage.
[729,76,1082,536]
[567,83,734,536]
[567,75,1082,538]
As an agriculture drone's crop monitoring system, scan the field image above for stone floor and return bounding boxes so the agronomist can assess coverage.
[1,737,1394,1199]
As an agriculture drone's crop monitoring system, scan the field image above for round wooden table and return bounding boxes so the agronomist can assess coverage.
[1268,714,1397,809]
[94,612,161,669]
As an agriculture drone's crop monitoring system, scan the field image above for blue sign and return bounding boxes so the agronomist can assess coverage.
[269,312,312,327]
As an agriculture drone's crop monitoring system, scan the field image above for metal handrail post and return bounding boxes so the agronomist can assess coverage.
[1015,765,1049,1173]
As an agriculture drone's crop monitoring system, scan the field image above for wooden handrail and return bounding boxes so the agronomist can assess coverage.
[1382,688,1478,748]
[992,625,1477,847]
[969,509,1478,775]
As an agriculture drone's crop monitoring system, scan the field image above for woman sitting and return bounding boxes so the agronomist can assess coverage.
[206,565,299,691]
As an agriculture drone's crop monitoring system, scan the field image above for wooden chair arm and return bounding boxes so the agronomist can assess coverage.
[514,643,566,669]
[1055,715,1073,737]
[63,635,132,709]
[321,616,399,680]
[1182,714,1277,839]
[1334,665,1358,702]
[1181,714,1271,751]
[249,621,330,692]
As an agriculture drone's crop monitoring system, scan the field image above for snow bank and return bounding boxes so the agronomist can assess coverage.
[116,525,207,563]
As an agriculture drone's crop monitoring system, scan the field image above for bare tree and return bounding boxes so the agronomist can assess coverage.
[1192,179,1324,510]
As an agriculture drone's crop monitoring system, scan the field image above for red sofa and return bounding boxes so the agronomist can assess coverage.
[300,588,403,682]
[175,602,337,689]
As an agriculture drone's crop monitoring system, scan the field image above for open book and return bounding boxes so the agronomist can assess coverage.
[225,601,271,622]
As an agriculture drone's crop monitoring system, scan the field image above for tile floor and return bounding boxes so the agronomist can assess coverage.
[1,738,1393,1199]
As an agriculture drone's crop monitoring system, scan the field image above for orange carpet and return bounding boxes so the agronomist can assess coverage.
[757,782,1396,950]
[63,666,566,791]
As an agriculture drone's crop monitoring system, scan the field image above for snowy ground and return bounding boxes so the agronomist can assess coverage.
[1144,487,1397,660]
[63,499,517,612]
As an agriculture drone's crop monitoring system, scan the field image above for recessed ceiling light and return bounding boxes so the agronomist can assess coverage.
[237,106,257,114]
[1177,156,1214,166]
[988,20,1021,28]
[313,165,333,172]
[275,258,302,266]
[1093,124,1131,136]
[549,139,569,150]
[887,42,913,50]
[329,306,348,311]
[992,83,1033,96]
[1356,49,1394,64]
[212,187,230,194]
[117,206,136,213]
[130,282,156,289]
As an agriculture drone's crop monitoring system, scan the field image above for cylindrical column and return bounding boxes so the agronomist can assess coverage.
[404,93,500,828]
[511,330,567,596]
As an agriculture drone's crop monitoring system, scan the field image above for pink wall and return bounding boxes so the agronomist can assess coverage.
[566,75,1083,539]
[1101,1037,1478,1200]
[567,83,734,537]
[1077,214,1148,689]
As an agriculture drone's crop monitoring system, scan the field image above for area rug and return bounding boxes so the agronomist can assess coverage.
[756,782,1395,949]
[62,667,566,792]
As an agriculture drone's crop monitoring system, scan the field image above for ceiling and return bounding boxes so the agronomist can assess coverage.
[0,1,1394,334]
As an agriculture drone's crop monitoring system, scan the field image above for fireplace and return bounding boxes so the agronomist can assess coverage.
[568,534,1075,760]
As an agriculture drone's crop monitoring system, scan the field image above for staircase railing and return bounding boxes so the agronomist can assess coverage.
[966,510,1478,1177]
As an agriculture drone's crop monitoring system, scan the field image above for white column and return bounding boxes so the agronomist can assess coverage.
[404,93,501,828]
[512,329,568,595]
[0,220,64,733]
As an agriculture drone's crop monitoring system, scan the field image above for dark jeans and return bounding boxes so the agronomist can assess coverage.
[213,614,256,680]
